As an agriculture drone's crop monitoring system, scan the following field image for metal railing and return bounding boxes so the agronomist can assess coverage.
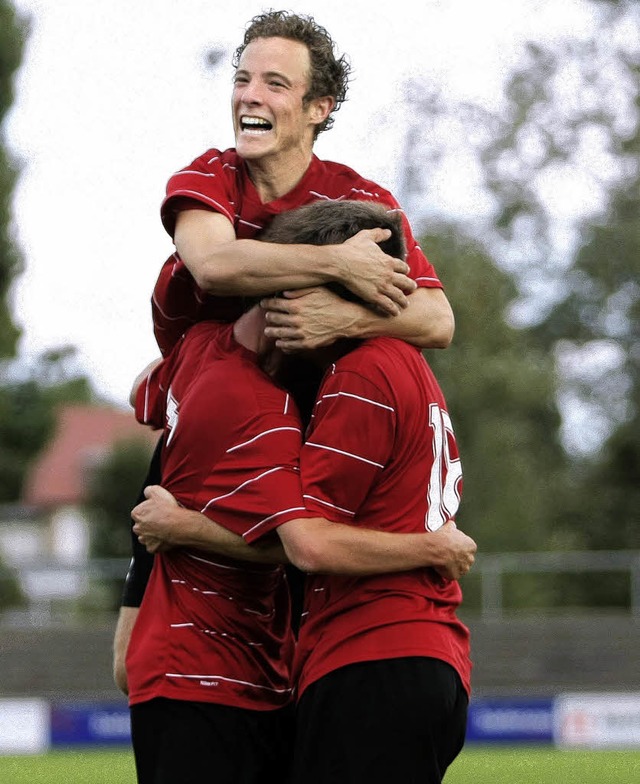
[3,551,640,624]
[473,550,640,619]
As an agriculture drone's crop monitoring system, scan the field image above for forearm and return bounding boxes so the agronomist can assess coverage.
[343,287,454,348]
[278,518,461,576]
[112,606,139,695]
[181,237,342,296]
[135,503,287,564]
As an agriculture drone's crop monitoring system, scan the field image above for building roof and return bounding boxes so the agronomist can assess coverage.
[23,404,159,508]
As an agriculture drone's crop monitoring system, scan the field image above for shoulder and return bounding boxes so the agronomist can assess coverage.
[310,157,398,206]
[331,338,432,401]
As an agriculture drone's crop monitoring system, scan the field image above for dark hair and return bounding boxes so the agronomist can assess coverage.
[259,200,406,259]
[259,200,406,303]
[232,10,351,137]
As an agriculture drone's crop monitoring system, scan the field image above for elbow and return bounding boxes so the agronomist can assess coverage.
[188,259,220,293]
[282,537,327,575]
[426,296,455,349]
[433,308,455,348]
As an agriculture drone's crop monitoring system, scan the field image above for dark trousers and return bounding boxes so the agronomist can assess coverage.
[291,657,468,784]
[130,697,294,784]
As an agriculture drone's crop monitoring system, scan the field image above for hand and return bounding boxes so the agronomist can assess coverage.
[431,520,477,581]
[338,228,417,315]
[262,286,364,351]
[131,485,181,554]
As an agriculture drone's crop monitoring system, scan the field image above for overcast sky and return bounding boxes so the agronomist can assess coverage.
[6,0,598,407]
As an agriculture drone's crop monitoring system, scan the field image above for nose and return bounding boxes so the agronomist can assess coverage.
[237,79,264,106]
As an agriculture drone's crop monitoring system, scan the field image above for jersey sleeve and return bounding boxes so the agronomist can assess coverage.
[300,367,396,523]
[372,189,443,289]
[161,149,235,238]
[133,349,179,429]
[177,374,313,543]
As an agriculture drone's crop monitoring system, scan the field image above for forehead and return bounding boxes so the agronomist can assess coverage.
[237,36,311,83]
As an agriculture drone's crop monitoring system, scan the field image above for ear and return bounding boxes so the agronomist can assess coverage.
[308,96,335,127]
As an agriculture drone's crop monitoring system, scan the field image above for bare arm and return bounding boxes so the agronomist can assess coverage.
[174,210,416,316]
[262,285,454,350]
[112,606,139,695]
[277,517,475,578]
[132,486,476,580]
[132,485,287,563]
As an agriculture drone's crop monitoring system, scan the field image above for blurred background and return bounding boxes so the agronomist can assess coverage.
[0,0,638,757]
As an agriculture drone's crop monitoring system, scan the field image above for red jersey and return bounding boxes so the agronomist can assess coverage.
[126,321,311,711]
[152,148,443,355]
[293,337,472,698]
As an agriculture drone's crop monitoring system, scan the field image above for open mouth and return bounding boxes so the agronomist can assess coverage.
[240,116,273,134]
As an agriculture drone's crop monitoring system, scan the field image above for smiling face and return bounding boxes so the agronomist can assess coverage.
[232,37,333,173]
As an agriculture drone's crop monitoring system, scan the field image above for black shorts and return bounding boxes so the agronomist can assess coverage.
[291,657,468,784]
[130,697,294,784]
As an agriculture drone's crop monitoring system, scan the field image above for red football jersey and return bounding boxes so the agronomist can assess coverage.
[293,337,472,698]
[126,321,311,711]
[152,148,443,356]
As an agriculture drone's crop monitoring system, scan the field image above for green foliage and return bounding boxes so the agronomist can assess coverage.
[0,559,25,611]
[83,437,154,611]
[0,347,95,501]
[85,437,155,559]
[0,0,29,358]
[424,229,567,553]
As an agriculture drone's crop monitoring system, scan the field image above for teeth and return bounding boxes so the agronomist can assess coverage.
[241,116,271,130]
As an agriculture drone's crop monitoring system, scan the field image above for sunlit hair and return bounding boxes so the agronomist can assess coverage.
[232,10,351,137]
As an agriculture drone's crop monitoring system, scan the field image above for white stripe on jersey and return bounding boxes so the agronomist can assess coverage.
[164,672,292,694]
[226,425,301,453]
[186,551,280,575]
[172,169,217,178]
[302,494,356,517]
[199,466,292,513]
[305,441,385,468]
[318,390,395,413]
[237,217,263,231]
[167,189,234,222]
[244,506,308,539]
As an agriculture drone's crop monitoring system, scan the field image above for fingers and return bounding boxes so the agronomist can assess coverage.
[393,272,418,295]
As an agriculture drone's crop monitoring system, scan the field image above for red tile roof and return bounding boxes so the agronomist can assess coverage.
[23,404,160,508]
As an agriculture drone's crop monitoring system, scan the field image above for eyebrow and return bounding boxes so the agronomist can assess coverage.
[235,68,293,87]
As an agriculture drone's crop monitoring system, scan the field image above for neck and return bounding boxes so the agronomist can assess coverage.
[246,148,313,203]
[233,306,267,354]
[233,306,282,376]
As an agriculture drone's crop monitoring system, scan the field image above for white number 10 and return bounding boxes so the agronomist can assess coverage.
[426,403,462,531]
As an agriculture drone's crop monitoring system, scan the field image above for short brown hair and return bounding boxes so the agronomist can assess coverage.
[260,200,406,260]
[259,200,406,304]
[232,10,351,137]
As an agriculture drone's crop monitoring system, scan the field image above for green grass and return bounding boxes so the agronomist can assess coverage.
[1,746,639,783]
[447,746,640,783]
[0,748,136,783]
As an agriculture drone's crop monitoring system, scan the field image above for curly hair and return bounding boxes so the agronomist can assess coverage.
[232,10,351,137]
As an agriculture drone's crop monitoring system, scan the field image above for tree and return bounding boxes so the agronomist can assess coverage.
[83,437,155,611]
[0,1,28,358]
[396,1,639,564]
[86,437,154,561]
[423,228,567,555]
[0,347,95,501]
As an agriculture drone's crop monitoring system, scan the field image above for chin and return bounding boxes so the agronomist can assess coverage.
[235,136,273,160]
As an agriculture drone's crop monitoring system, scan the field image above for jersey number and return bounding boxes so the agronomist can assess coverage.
[426,403,462,531]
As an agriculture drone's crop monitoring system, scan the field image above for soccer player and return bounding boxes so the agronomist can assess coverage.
[124,209,474,782]
[114,8,456,696]
[132,200,474,784]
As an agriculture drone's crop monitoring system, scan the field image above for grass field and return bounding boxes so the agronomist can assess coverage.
[1,746,640,783]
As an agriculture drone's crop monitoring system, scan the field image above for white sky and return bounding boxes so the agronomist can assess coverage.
[6,0,597,408]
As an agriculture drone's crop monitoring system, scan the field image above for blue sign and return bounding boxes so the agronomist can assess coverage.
[51,701,131,746]
[466,698,554,743]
